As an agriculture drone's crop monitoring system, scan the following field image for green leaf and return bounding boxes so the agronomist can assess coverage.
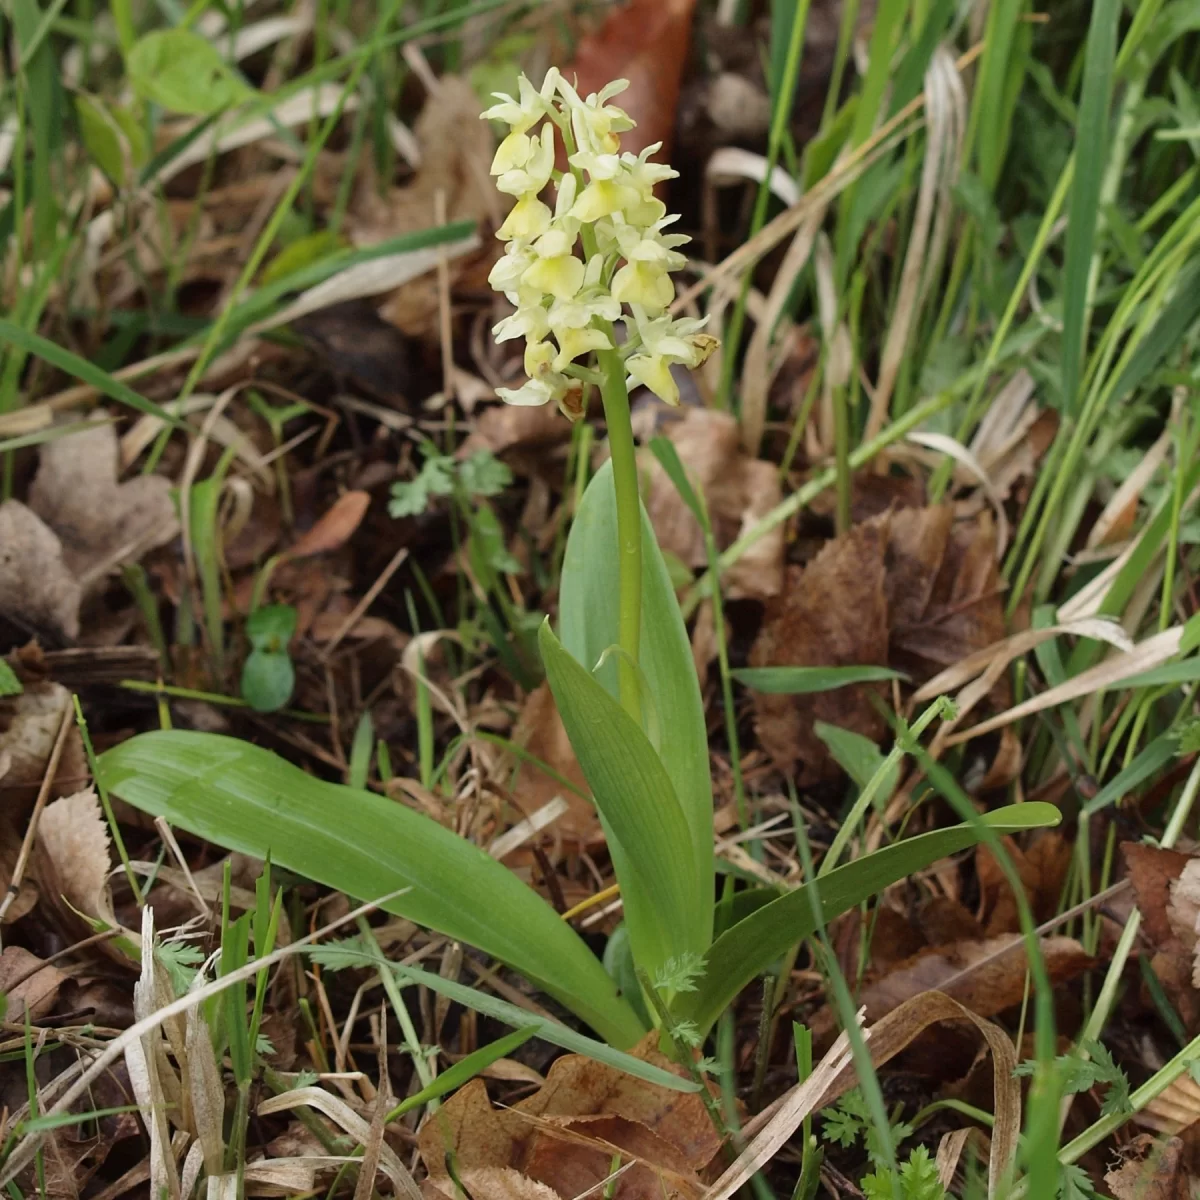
[261,231,346,287]
[602,924,651,1028]
[0,320,184,429]
[307,935,691,1091]
[648,438,706,529]
[388,452,455,518]
[75,93,148,182]
[539,620,707,979]
[731,665,904,694]
[1060,0,1120,414]
[679,803,1062,1035]
[127,29,256,116]
[240,650,295,713]
[458,450,512,498]
[97,731,643,1048]
[469,503,522,577]
[246,605,297,654]
[387,1028,536,1118]
[0,661,22,697]
[559,460,713,946]
[815,722,898,796]
[389,961,693,1092]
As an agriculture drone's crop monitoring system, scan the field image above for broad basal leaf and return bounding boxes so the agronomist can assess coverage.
[98,731,644,1048]
[539,621,708,979]
[559,460,713,945]
[681,802,1062,1035]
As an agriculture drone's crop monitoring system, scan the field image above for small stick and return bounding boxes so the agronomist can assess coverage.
[321,547,410,660]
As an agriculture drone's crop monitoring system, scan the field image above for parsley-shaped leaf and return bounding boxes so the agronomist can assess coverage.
[155,939,205,996]
[1015,1039,1131,1119]
[1058,1162,1104,1200]
[822,1090,870,1149]
[389,453,456,518]
[862,1148,945,1200]
[458,450,512,498]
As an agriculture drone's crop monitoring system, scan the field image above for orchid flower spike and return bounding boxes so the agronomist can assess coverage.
[482,71,717,418]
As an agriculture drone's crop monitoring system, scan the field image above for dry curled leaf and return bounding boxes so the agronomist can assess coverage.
[853,934,1093,1022]
[0,500,83,641]
[641,408,783,600]
[0,682,87,816]
[35,786,113,921]
[284,490,371,559]
[0,945,65,1020]
[28,415,178,579]
[418,1038,720,1200]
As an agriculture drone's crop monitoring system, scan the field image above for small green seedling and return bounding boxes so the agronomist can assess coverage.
[240,605,297,713]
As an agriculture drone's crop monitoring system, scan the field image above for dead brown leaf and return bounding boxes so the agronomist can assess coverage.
[458,403,571,464]
[885,506,1007,683]
[28,415,178,579]
[285,491,371,559]
[35,786,113,922]
[854,934,1093,1022]
[0,945,65,1019]
[0,682,87,816]
[293,302,414,407]
[749,518,890,781]
[511,683,598,847]
[357,77,498,341]
[975,832,1073,934]
[566,0,698,162]
[0,501,83,641]
[1106,1134,1191,1200]
[1124,842,1191,947]
[641,409,783,600]
[418,1039,720,1200]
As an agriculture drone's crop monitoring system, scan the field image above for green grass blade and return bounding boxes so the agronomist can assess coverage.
[731,666,904,694]
[0,320,184,429]
[1084,733,1178,815]
[558,460,713,945]
[1060,0,1121,415]
[681,803,1062,1035]
[387,962,696,1093]
[386,1028,537,1119]
[97,730,643,1048]
[538,621,708,977]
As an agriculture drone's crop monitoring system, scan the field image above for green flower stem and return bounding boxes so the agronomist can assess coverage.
[596,342,643,722]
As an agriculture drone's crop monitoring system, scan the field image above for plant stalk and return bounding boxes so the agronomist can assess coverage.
[596,345,642,723]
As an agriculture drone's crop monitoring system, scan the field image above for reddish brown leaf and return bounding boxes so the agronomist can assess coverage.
[749,518,890,782]
[1106,1133,1191,1200]
[641,409,783,600]
[285,491,371,559]
[1124,842,1192,947]
[565,0,698,161]
[854,934,1093,1022]
[0,946,65,1020]
[510,682,598,848]
[418,1038,719,1200]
